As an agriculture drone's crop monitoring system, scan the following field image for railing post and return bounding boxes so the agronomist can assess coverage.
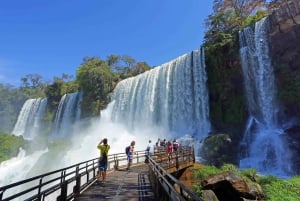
[85,163,89,183]
[114,154,119,170]
[57,171,67,201]
[57,181,68,201]
[37,178,43,201]
[73,166,81,197]
[192,144,195,163]
[176,152,179,169]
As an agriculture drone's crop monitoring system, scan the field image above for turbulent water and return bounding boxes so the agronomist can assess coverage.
[52,91,82,138]
[239,17,292,176]
[111,48,211,138]
[0,48,211,192]
[12,98,47,140]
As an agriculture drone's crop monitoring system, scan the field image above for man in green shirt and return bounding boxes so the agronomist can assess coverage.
[97,138,110,182]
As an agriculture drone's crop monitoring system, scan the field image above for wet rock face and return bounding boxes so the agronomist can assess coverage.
[269,0,300,73]
[284,125,300,174]
[201,134,233,167]
[268,0,300,174]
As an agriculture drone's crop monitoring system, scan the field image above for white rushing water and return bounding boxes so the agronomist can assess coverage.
[239,17,292,176]
[0,48,211,195]
[12,98,47,140]
[111,48,211,138]
[0,148,48,188]
[52,91,82,138]
[65,47,211,165]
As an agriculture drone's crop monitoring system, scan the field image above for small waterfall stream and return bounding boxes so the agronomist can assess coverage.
[52,91,82,138]
[12,98,47,140]
[239,17,292,176]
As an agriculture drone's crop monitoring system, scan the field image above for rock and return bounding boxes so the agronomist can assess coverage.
[201,172,264,201]
[201,133,233,167]
[202,190,219,201]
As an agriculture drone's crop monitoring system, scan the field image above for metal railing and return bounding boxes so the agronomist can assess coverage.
[0,150,147,201]
[0,146,201,201]
[148,146,202,201]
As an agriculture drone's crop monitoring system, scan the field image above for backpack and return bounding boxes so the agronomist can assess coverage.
[173,142,179,151]
[125,146,130,155]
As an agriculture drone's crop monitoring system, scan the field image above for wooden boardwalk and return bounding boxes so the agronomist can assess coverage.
[74,164,156,201]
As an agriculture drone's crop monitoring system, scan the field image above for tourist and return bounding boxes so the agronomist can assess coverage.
[167,141,173,166]
[127,140,136,170]
[145,140,153,163]
[172,139,180,152]
[97,138,110,183]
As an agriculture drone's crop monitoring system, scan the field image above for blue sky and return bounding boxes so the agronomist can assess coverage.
[0,0,213,86]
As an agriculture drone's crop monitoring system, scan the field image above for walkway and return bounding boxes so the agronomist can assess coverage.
[74,165,156,201]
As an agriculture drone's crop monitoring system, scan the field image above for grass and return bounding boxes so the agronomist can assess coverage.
[192,164,300,201]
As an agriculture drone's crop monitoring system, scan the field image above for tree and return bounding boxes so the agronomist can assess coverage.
[132,62,150,76]
[205,0,268,47]
[107,54,121,73]
[76,57,118,117]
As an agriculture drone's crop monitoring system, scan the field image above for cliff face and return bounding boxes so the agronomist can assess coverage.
[269,0,300,118]
[269,0,300,174]
[205,1,300,173]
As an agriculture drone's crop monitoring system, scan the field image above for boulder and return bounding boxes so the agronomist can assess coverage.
[201,172,264,201]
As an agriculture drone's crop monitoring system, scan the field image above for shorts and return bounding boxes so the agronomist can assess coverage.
[98,159,108,171]
[128,154,133,160]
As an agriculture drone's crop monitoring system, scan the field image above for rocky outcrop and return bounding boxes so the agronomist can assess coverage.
[201,172,264,201]
[201,133,234,167]
[269,0,300,115]
[269,0,300,174]
[269,0,300,74]
[284,125,300,174]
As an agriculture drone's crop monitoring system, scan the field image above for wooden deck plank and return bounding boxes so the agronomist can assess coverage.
[74,164,156,201]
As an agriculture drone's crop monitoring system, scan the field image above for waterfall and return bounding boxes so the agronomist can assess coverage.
[52,91,82,138]
[12,98,47,140]
[239,17,291,176]
[111,47,211,140]
[1,48,210,190]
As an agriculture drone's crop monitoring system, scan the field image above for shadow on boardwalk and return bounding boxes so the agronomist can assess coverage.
[74,164,155,201]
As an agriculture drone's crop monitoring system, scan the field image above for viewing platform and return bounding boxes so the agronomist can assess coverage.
[0,146,202,201]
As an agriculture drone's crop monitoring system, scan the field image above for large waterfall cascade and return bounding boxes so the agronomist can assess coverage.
[52,91,82,138]
[11,98,48,140]
[111,48,211,139]
[239,17,292,176]
[1,47,211,190]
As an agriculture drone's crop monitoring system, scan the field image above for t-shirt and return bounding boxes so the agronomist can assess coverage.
[97,144,110,157]
[167,145,173,154]
[146,143,153,155]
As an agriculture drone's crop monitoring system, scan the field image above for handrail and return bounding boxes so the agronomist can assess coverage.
[0,146,201,201]
[148,146,202,201]
[0,150,147,201]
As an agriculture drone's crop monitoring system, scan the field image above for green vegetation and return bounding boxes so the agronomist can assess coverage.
[203,0,270,142]
[258,175,300,201]
[0,132,29,163]
[193,164,300,201]
[0,54,150,132]
[275,63,300,116]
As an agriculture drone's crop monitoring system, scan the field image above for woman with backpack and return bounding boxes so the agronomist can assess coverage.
[126,140,135,170]
[97,138,110,182]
